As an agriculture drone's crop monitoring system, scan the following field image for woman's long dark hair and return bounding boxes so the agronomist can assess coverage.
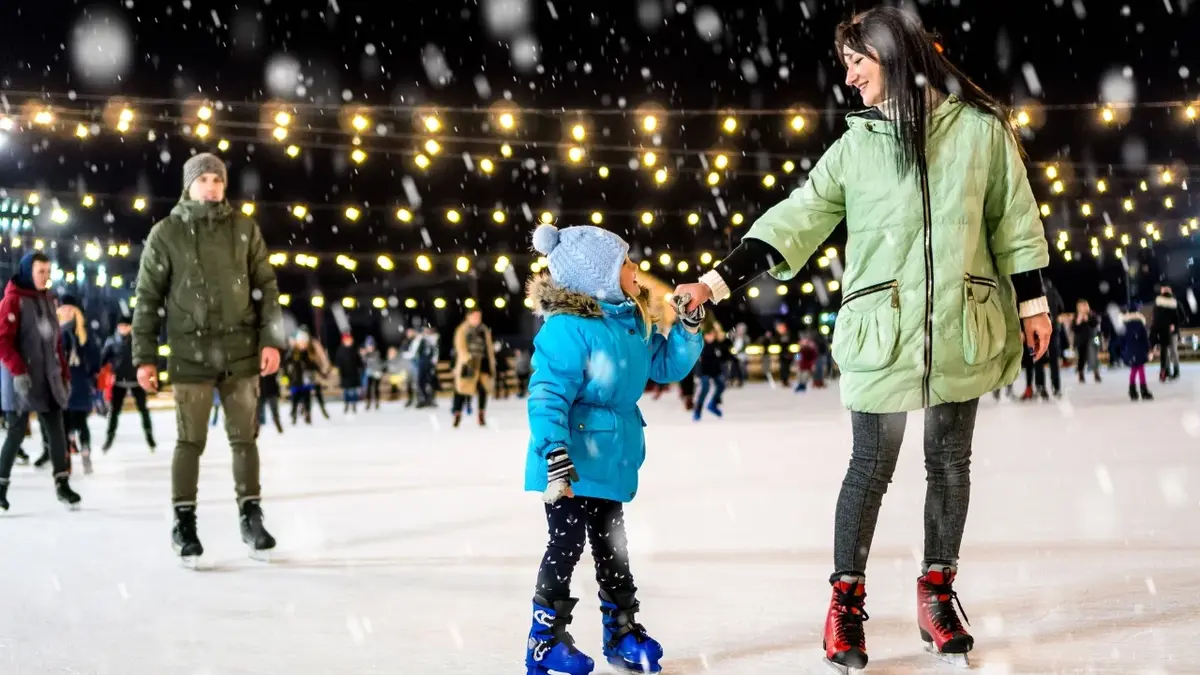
[835,7,1018,179]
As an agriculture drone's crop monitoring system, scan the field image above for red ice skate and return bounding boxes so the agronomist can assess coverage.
[917,565,974,667]
[822,576,869,674]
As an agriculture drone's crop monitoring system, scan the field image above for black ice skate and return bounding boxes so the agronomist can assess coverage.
[239,499,276,562]
[0,481,9,512]
[172,504,204,568]
[55,476,81,511]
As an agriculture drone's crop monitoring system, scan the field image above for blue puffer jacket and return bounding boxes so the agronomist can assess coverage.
[1122,313,1151,367]
[61,321,100,411]
[524,275,703,503]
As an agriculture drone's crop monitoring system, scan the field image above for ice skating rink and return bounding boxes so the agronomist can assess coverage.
[2,369,1198,675]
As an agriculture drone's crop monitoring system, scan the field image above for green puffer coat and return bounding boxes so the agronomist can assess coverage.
[132,198,286,384]
[745,95,1050,413]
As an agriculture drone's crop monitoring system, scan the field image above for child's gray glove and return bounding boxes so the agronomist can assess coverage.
[543,447,579,504]
[671,293,706,333]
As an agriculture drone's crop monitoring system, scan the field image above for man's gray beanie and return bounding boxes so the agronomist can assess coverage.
[182,152,227,192]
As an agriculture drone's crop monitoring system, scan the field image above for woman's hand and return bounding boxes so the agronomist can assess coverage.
[1022,313,1053,361]
[672,283,712,312]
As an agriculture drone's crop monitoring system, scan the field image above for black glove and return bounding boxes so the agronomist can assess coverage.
[671,293,706,332]
[543,447,579,504]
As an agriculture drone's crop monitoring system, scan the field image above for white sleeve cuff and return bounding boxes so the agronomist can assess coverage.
[698,269,731,304]
[1018,296,1049,319]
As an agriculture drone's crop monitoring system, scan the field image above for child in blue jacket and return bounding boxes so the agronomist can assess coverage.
[523,224,704,675]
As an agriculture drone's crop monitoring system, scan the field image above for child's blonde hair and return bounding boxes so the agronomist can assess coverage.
[627,287,654,340]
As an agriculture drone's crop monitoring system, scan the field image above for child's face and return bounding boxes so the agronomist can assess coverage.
[619,258,639,298]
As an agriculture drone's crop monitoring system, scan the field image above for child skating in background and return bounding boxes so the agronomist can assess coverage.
[1122,308,1154,401]
[523,223,704,675]
[693,328,726,420]
[793,335,819,392]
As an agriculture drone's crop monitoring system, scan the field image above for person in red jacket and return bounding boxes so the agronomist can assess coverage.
[0,252,81,511]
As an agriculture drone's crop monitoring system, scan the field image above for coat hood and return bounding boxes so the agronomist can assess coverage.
[1156,295,1178,310]
[1123,312,1147,324]
[169,197,235,223]
[4,278,43,300]
[526,273,662,323]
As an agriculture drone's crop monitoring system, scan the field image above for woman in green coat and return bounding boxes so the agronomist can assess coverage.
[675,7,1053,672]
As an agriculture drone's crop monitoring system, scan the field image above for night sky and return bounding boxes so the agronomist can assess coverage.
[1,0,1198,341]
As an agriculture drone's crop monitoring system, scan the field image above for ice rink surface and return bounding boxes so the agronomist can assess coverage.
[2,368,1198,674]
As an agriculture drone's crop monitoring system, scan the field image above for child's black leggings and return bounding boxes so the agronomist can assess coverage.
[535,496,636,602]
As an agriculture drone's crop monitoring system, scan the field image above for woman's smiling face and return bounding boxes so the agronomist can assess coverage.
[842,45,884,107]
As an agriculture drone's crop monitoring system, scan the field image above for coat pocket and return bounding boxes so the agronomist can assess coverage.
[962,274,1007,365]
[567,405,622,482]
[831,280,901,373]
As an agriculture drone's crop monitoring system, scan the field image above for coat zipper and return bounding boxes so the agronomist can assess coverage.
[964,274,997,300]
[840,280,900,307]
[919,166,934,409]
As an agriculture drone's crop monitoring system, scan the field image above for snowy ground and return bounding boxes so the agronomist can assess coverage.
[1,368,1199,675]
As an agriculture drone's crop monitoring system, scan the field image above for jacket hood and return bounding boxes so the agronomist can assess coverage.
[526,273,662,323]
[1156,295,1178,309]
[169,197,234,222]
[1123,312,1146,324]
[5,278,43,300]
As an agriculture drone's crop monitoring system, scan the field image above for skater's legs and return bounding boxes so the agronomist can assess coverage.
[171,383,215,505]
[36,408,71,478]
[312,385,328,417]
[0,412,30,484]
[268,397,283,432]
[535,497,589,602]
[105,386,127,439]
[833,410,907,574]
[451,392,467,414]
[217,376,262,505]
[1133,364,1147,387]
[582,498,635,594]
[921,399,979,569]
[694,376,711,414]
[131,387,154,439]
[75,410,91,450]
[476,381,488,412]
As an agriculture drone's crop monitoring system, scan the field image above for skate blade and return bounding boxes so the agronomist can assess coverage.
[823,658,865,675]
[247,547,273,563]
[61,501,81,512]
[605,652,663,673]
[923,644,970,668]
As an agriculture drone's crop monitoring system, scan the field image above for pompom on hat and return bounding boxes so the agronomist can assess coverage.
[532,224,629,302]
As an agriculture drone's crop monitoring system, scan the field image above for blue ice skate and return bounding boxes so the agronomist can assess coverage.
[599,589,663,673]
[526,596,595,675]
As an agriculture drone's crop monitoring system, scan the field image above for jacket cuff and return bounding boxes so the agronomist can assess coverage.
[698,270,731,304]
[1018,296,1049,319]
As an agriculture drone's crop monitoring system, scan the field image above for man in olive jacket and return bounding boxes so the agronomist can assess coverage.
[132,152,285,564]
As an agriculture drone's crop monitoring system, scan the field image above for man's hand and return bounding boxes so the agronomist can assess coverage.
[260,346,281,376]
[672,283,713,312]
[1022,313,1053,361]
[137,364,159,393]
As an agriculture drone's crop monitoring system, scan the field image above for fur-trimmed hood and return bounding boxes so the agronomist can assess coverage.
[1156,294,1178,310]
[526,273,663,323]
[1123,311,1146,324]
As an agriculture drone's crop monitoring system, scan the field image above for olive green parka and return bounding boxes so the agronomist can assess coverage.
[132,198,285,384]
